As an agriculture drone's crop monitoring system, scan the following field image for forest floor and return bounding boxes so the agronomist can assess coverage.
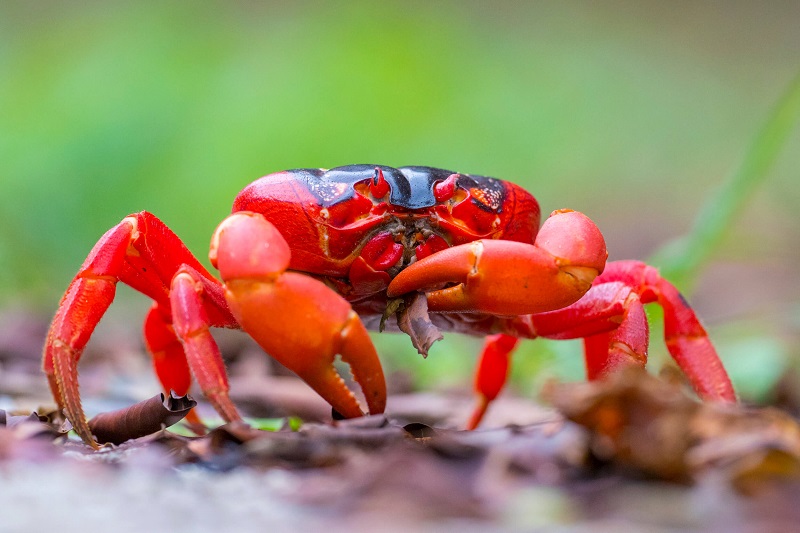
[2,309,800,533]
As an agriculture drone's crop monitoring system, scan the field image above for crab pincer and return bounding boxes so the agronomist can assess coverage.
[387,210,608,316]
[210,212,387,419]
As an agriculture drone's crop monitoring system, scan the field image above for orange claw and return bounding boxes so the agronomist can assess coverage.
[211,212,387,419]
[387,210,608,316]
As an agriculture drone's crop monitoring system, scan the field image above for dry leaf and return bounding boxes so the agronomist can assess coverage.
[88,392,197,445]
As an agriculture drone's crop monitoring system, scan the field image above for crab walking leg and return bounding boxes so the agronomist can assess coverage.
[143,304,204,429]
[387,210,608,315]
[467,333,519,430]
[43,220,135,447]
[503,262,735,402]
[211,212,387,419]
[591,261,735,401]
[646,270,734,401]
[43,212,236,447]
[144,304,192,399]
[467,297,647,430]
[582,293,649,379]
[170,272,242,423]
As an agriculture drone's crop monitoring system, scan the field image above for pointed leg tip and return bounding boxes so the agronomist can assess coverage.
[71,415,100,449]
[465,396,489,431]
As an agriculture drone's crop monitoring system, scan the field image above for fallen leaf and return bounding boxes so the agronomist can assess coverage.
[88,392,197,445]
[544,366,800,486]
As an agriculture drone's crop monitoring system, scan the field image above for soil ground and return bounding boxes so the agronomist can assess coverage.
[2,309,800,533]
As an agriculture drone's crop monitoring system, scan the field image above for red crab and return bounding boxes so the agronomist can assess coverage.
[43,165,736,447]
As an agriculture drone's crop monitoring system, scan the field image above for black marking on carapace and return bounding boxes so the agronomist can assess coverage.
[296,165,452,210]
[294,165,507,212]
[396,166,457,209]
[293,167,364,207]
[454,173,507,213]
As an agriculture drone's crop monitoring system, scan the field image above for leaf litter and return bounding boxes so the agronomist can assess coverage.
[2,310,800,531]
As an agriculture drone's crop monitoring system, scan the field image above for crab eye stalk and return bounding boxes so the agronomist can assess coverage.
[370,167,390,199]
[433,174,458,202]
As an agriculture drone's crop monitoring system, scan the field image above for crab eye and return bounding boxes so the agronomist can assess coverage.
[433,174,458,202]
[369,167,390,199]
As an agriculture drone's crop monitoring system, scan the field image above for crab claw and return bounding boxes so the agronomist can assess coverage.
[211,212,386,419]
[387,210,608,315]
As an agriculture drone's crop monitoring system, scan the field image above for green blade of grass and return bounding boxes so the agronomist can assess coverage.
[650,72,800,293]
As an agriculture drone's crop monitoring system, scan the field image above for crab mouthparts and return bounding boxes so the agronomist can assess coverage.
[380,293,443,357]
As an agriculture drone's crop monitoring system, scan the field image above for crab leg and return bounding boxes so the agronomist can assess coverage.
[581,293,649,380]
[389,209,734,427]
[506,261,736,401]
[43,212,238,447]
[467,293,647,429]
[43,221,130,446]
[211,212,387,419]
[601,261,735,401]
[170,269,242,423]
[144,304,192,402]
[467,269,733,428]
[467,333,519,430]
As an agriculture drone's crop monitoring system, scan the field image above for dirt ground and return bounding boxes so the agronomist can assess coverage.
[3,309,800,533]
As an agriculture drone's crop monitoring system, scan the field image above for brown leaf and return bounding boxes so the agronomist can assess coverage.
[88,392,197,445]
[544,366,800,486]
[545,366,698,481]
[0,410,46,427]
[688,406,800,492]
[403,422,437,439]
[767,367,800,418]
[395,293,443,356]
[0,409,66,463]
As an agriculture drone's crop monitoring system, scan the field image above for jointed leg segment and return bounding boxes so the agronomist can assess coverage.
[466,260,735,428]
[43,212,238,447]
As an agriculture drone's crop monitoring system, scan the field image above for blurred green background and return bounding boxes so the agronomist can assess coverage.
[1,1,798,402]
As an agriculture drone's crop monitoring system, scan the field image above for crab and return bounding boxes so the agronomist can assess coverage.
[43,165,736,447]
